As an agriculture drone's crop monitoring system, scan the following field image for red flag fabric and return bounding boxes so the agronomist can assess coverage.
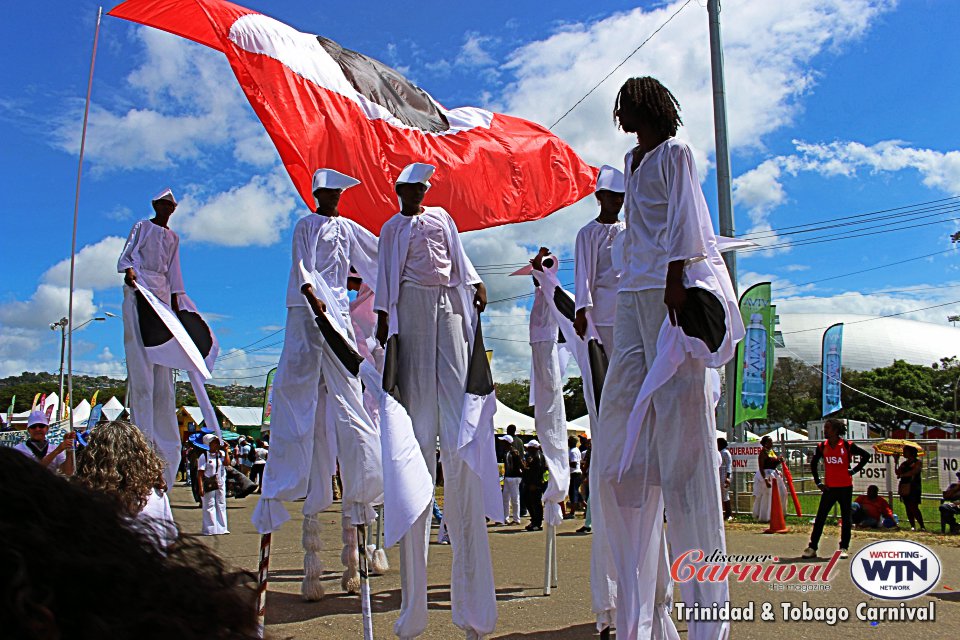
[108,0,598,233]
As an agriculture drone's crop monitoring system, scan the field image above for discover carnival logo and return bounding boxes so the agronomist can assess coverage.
[850,540,941,600]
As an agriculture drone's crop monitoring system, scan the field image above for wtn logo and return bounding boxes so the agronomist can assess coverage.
[850,541,940,600]
[861,559,927,583]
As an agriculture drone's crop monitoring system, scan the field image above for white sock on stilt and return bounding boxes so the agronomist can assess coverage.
[301,514,325,601]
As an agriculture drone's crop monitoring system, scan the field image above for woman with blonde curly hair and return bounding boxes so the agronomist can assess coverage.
[75,420,176,546]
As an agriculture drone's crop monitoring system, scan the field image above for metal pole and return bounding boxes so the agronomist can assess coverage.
[57,320,67,420]
[66,6,103,474]
[707,0,739,440]
[357,524,375,640]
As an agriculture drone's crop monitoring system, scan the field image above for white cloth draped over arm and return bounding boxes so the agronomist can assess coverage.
[117,221,142,273]
[575,223,598,314]
[167,235,185,296]
[346,218,379,287]
[665,144,708,265]
[293,216,318,296]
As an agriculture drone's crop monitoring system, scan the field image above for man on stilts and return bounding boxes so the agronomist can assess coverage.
[594,77,742,640]
[252,168,383,601]
[118,188,186,490]
[375,163,498,640]
[574,166,625,637]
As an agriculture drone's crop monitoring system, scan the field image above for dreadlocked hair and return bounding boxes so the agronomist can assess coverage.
[613,76,683,138]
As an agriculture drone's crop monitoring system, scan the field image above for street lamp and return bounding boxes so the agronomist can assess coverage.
[950,315,960,328]
[49,313,116,420]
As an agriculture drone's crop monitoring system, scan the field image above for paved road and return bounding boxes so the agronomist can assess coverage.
[171,486,960,639]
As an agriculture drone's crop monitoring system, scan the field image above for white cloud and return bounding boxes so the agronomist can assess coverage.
[52,27,274,172]
[733,139,960,253]
[42,236,126,291]
[174,170,299,247]
[0,285,96,331]
[458,32,497,68]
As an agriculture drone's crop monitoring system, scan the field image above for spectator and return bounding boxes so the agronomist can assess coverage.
[895,445,925,531]
[523,440,546,531]
[14,410,75,475]
[717,438,733,521]
[500,435,523,525]
[577,434,592,534]
[74,420,176,548]
[852,484,897,529]
[0,447,259,639]
[198,434,229,536]
[236,436,252,476]
[802,418,870,559]
[507,423,527,517]
[939,472,960,534]
[250,439,268,492]
[752,436,786,522]
[567,435,583,519]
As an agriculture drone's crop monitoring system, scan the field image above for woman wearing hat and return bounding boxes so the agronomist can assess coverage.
[197,434,229,536]
[14,410,75,475]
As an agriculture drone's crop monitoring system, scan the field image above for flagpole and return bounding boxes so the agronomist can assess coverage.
[66,6,103,474]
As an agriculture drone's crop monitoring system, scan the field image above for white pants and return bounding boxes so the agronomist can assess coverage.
[394,283,497,639]
[589,324,617,630]
[254,307,382,533]
[123,286,180,490]
[595,290,729,640]
[502,477,522,523]
[752,469,787,522]
[202,466,229,535]
[531,341,570,526]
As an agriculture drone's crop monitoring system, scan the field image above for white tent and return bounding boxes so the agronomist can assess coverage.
[102,396,125,421]
[71,399,91,426]
[763,426,806,441]
[493,400,583,436]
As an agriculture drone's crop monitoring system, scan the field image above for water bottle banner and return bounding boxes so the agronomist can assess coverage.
[734,282,774,426]
[821,323,843,417]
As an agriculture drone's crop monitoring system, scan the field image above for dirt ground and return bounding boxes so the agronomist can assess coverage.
[172,485,960,639]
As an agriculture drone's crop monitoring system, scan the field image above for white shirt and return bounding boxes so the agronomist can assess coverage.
[400,209,453,286]
[137,488,177,548]
[286,213,379,310]
[575,219,625,327]
[14,441,66,472]
[198,452,225,480]
[254,447,268,464]
[569,447,582,474]
[619,138,708,292]
[117,219,185,304]
[529,282,559,344]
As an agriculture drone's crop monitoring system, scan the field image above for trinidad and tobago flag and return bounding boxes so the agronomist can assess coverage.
[108,0,598,233]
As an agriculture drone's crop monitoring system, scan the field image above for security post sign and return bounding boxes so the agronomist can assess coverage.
[851,447,893,493]
[939,440,960,491]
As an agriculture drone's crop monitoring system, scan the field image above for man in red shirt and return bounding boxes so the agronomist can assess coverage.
[852,485,896,529]
[802,418,870,559]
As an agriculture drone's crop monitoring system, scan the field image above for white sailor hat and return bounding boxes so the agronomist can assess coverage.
[151,188,177,205]
[396,162,436,189]
[202,433,218,446]
[27,410,49,427]
[312,168,361,192]
[524,439,541,449]
[498,434,514,444]
[596,165,625,193]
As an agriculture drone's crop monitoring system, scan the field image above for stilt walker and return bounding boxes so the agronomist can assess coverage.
[597,77,745,640]
[574,165,626,635]
[252,169,384,612]
[518,249,570,596]
[374,163,502,640]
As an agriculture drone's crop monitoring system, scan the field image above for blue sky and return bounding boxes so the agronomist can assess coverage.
[1,0,958,386]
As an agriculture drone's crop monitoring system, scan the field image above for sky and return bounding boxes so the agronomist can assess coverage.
[1,0,959,388]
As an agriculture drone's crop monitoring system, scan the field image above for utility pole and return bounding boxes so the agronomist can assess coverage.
[50,317,68,420]
[708,0,739,437]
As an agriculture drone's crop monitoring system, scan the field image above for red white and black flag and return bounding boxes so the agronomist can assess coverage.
[108,0,598,233]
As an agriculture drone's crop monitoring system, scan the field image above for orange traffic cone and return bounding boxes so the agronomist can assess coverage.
[763,480,790,534]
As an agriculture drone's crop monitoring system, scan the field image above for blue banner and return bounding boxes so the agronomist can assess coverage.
[821,323,843,417]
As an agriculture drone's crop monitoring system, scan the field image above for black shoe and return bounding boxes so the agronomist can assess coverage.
[576,526,591,533]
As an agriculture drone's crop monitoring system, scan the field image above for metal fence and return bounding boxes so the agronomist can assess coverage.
[731,438,946,516]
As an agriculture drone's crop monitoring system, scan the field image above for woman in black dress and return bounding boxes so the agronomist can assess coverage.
[895,446,925,531]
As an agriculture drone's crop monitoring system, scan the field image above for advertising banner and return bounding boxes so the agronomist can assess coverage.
[821,323,843,417]
[261,367,277,429]
[735,283,775,425]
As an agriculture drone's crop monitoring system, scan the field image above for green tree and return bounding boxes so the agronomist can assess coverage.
[494,379,533,417]
[766,357,820,428]
[841,360,942,435]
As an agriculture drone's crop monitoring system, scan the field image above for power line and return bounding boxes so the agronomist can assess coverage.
[549,0,694,129]
[779,299,960,336]
[775,249,954,292]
